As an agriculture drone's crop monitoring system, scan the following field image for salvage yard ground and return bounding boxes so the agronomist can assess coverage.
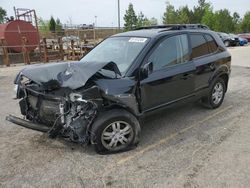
[1,45,250,187]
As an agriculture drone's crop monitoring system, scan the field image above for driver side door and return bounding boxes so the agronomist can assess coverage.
[139,34,196,112]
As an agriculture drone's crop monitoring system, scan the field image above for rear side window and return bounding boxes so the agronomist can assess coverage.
[190,34,209,59]
[205,34,218,53]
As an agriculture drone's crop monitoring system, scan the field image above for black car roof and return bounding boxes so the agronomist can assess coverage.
[113,29,169,38]
[113,28,216,39]
[112,24,214,39]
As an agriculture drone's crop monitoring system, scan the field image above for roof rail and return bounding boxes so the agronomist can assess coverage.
[135,24,210,31]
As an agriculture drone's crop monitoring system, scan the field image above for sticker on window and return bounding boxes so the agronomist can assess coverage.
[129,38,147,43]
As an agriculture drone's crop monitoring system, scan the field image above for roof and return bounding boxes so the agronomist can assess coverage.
[113,24,212,39]
[113,29,168,38]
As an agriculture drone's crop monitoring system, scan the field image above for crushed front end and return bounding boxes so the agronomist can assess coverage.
[6,61,116,144]
[7,61,140,146]
[7,77,101,143]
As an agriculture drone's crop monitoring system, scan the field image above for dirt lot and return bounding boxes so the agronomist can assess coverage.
[1,45,250,188]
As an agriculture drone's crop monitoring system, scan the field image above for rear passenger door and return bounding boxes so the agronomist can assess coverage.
[190,33,219,92]
[140,34,196,111]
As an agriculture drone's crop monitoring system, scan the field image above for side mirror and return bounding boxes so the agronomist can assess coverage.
[140,62,153,80]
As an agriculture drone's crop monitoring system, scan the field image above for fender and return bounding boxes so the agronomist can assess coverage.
[102,94,140,117]
[209,63,230,86]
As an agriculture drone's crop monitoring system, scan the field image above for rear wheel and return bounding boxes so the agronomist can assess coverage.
[202,78,226,109]
[91,109,141,154]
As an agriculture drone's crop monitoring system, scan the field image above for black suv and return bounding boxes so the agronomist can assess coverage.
[7,25,231,154]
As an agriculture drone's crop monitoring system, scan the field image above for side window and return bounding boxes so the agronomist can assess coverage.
[190,34,209,59]
[205,34,218,53]
[148,34,189,71]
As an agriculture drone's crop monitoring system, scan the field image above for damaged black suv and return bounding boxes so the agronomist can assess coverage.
[7,25,231,154]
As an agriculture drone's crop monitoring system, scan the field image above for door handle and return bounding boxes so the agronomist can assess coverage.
[181,73,192,80]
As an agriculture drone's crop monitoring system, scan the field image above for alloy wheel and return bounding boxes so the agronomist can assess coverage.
[212,82,224,105]
[101,121,134,151]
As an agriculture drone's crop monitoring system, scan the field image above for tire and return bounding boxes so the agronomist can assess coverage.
[201,77,226,109]
[224,41,230,47]
[90,109,141,154]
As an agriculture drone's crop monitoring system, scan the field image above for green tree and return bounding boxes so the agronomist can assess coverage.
[241,11,250,33]
[38,17,50,34]
[149,17,158,26]
[177,6,191,24]
[193,0,211,23]
[213,9,234,32]
[233,12,240,25]
[137,12,146,27]
[49,16,56,33]
[163,1,178,24]
[137,12,158,27]
[0,7,7,23]
[232,12,241,33]
[142,18,151,26]
[124,3,138,31]
[55,18,63,33]
[201,5,215,29]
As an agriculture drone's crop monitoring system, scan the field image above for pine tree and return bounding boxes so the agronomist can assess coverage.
[124,3,138,31]
[49,16,56,33]
[137,12,146,28]
[163,1,178,24]
[0,7,7,23]
[241,12,250,32]
[55,18,63,33]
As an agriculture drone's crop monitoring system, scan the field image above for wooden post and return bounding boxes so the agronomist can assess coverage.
[43,38,49,62]
[58,37,64,60]
[71,39,75,60]
[21,37,30,65]
[0,38,10,66]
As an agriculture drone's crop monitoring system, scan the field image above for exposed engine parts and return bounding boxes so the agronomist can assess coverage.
[62,93,97,143]
[7,61,139,147]
[43,92,99,143]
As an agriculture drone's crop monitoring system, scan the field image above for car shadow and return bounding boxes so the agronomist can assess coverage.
[35,101,209,155]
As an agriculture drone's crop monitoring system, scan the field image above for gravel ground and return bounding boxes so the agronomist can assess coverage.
[0,46,250,188]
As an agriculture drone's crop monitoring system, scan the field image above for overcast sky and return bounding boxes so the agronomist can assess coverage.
[1,0,250,27]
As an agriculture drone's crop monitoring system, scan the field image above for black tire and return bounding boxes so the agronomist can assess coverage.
[90,109,141,154]
[201,77,226,109]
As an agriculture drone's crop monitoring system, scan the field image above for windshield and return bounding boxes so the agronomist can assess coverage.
[80,37,149,75]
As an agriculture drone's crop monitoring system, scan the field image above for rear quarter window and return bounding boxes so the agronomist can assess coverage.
[190,34,209,59]
[205,34,218,53]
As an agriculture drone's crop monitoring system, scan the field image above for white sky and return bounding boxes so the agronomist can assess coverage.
[1,0,250,27]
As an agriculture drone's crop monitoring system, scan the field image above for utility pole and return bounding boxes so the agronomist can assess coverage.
[118,0,120,29]
[95,16,97,28]
[94,16,97,45]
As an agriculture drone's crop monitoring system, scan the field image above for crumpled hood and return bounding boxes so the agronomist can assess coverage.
[15,61,121,90]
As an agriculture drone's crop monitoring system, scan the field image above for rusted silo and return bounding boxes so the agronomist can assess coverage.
[0,20,39,52]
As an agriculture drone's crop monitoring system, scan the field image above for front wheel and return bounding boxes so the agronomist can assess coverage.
[90,109,141,154]
[202,78,226,109]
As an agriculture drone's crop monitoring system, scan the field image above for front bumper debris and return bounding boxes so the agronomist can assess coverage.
[6,115,51,133]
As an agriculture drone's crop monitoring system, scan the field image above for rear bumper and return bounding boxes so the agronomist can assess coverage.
[230,40,239,46]
[6,115,51,133]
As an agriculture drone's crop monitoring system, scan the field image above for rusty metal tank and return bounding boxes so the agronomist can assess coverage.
[0,20,39,52]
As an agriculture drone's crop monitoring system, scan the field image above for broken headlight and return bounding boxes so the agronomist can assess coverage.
[13,84,19,99]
